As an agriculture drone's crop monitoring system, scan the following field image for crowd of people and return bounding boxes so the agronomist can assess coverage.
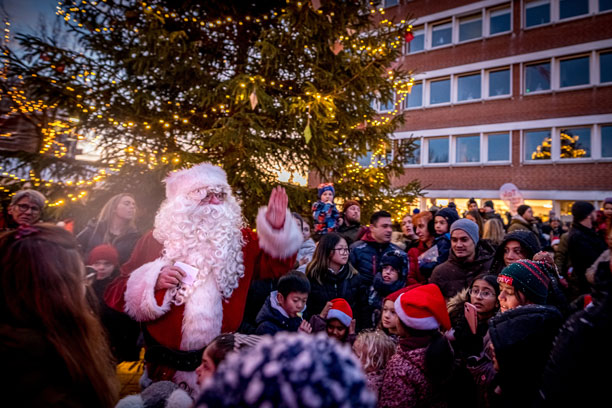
[0,166,611,407]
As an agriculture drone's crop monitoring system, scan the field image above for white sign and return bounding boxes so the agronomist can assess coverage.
[499,183,524,214]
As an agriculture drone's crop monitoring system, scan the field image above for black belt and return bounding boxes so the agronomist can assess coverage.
[143,327,205,372]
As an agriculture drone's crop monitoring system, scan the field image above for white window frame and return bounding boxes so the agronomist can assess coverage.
[598,123,612,159]
[382,0,400,9]
[485,66,513,99]
[428,77,452,106]
[430,20,453,49]
[486,4,513,36]
[372,94,396,113]
[523,0,598,29]
[597,49,612,84]
[453,134,483,165]
[523,60,553,95]
[400,137,423,166]
[524,0,552,29]
[485,132,513,163]
[557,53,592,90]
[426,136,451,165]
[522,128,554,163]
[458,12,484,43]
[455,71,483,104]
[558,126,594,161]
[405,81,424,110]
[405,26,425,55]
[558,0,591,21]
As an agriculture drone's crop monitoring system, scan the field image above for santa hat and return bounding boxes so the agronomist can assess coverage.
[87,244,119,267]
[384,284,421,303]
[327,298,353,328]
[164,162,229,199]
[317,183,335,199]
[394,284,451,331]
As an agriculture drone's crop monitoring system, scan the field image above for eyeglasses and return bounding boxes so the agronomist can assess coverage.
[332,247,349,254]
[469,288,496,299]
[188,187,227,202]
[15,203,41,214]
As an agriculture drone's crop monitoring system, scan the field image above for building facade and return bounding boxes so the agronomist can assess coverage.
[383,0,612,220]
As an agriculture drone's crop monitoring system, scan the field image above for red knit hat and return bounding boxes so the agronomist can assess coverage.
[327,298,353,328]
[384,284,422,303]
[394,284,451,331]
[87,244,119,267]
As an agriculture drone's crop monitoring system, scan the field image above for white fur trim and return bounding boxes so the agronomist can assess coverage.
[327,309,352,327]
[256,207,303,259]
[124,258,173,321]
[164,162,229,199]
[180,274,223,350]
[394,295,440,330]
[166,389,194,408]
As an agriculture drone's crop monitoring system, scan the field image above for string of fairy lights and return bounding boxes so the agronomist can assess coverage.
[2,1,418,208]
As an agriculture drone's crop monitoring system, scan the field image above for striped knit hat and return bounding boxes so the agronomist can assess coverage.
[498,260,551,305]
[394,284,451,331]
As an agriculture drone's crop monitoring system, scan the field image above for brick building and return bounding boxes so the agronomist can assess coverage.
[381,0,612,220]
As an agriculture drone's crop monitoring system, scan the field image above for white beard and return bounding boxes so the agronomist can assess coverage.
[153,192,246,304]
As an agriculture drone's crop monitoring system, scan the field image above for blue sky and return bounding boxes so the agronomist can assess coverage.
[1,0,60,40]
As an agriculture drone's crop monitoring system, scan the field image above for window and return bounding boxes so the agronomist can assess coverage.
[524,129,551,160]
[525,0,550,27]
[560,56,589,88]
[457,73,481,101]
[429,78,451,104]
[404,139,421,165]
[432,22,452,48]
[456,135,480,162]
[560,127,591,158]
[383,0,399,7]
[407,28,424,54]
[559,0,589,20]
[525,62,551,93]
[602,125,612,157]
[459,14,482,42]
[406,82,423,108]
[601,52,612,83]
[489,68,511,96]
[601,0,612,12]
[488,133,510,161]
[489,6,511,35]
[428,137,449,163]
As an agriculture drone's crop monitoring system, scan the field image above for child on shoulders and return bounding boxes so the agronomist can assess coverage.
[312,183,340,240]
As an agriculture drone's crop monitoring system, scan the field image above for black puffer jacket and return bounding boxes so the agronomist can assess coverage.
[349,230,403,287]
[539,259,612,407]
[306,264,371,330]
[488,305,563,407]
[430,240,495,299]
[567,222,607,296]
[255,292,303,335]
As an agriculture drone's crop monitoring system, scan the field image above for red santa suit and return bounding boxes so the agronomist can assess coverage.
[104,163,302,393]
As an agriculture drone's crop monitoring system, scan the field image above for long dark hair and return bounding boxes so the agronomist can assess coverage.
[306,233,356,284]
[0,224,118,406]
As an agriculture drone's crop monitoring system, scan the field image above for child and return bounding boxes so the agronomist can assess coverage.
[312,182,340,239]
[379,284,451,408]
[195,334,236,390]
[255,271,312,335]
[497,259,552,312]
[88,244,141,362]
[430,206,459,265]
[369,250,408,314]
[353,330,396,398]
[309,297,356,344]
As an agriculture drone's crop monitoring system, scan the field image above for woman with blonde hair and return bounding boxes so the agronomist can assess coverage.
[77,193,140,263]
[482,218,505,248]
[0,224,119,407]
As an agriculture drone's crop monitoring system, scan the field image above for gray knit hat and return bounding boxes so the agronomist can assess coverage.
[450,218,479,244]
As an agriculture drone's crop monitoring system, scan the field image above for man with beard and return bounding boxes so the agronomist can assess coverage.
[104,163,302,395]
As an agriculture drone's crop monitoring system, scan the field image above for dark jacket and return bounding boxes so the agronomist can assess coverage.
[567,222,607,296]
[255,291,304,335]
[349,230,403,287]
[430,241,495,299]
[77,221,141,265]
[337,222,363,247]
[306,264,370,331]
[539,258,612,407]
[0,324,108,408]
[488,305,563,408]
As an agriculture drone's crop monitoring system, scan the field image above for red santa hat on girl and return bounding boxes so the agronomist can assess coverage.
[394,284,451,331]
[326,298,353,328]
[164,162,230,199]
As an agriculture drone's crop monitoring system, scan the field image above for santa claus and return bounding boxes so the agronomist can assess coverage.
[104,162,302,394]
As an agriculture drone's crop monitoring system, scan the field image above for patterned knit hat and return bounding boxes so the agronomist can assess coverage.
[317,183,335,198]
[327,298,353,327]
[196,332,376,408]
[498,260,551,305]
[394,284,451,331]
[380,249,408,278]
[87,244,119,266]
